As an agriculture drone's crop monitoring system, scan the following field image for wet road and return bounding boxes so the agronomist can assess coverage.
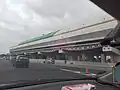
[0,59,111,84]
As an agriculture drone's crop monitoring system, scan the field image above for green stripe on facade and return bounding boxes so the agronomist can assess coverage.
[18,30,60,45]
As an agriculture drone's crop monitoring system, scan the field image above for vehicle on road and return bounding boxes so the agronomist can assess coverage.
[5,56,10,60]
[0,0,119,90]
[12,55,29,68]
[43,58,55,64]
[43,59,51,64]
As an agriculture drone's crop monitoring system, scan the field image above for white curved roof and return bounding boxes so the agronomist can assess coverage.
[11,18,118,51]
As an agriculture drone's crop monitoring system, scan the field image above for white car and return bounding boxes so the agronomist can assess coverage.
[43,58,55,64]
[43,59,52,64]
[61,83,96,90]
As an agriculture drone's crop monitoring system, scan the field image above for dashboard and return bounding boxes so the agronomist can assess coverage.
[9,80,119,90]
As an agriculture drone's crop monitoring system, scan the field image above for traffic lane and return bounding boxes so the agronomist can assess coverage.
[0,60,109,84]
[52,64,105,74]
[0,60,85,84]
[0,59,13,71]
[11,80,118,90]
[29,62,106,77]
[54,64,114,84]
[101,73,113,82]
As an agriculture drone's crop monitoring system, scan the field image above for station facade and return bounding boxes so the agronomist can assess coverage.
[10,18,120,63]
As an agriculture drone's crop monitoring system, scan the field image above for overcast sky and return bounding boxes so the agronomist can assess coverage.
[0,0,113,53]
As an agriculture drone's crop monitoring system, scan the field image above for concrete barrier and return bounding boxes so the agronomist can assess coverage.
[54,60,114,71]
[30,59,115,71]
[30,59,45,63]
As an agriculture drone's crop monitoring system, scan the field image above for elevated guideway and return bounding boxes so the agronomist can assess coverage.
[10,19,118,54]
[10,18,120,63]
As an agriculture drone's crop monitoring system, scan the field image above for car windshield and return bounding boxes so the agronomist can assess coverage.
[19,56,28,59]
[0,0,119,88]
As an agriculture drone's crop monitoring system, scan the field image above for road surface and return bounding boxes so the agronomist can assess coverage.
[0,59,112,84]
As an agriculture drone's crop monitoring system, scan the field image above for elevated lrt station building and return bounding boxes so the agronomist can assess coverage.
[10,18,120,64]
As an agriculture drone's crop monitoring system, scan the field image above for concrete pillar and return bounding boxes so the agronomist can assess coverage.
[55,54,58,60]
[69,56,73,61]
[65,54,67,60]
[110,55,114,63]
[78,56,80,61]
[101,53,106,63]
[72,55,77,60]
[81,53,86,61]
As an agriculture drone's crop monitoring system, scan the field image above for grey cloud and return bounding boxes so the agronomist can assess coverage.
[27,0,82,18]
[0,0,113,53]
[27,0,105,18]
[26,0,112,28]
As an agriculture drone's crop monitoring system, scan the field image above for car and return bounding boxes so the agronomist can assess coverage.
[43,58,55,64]
[12,55,29,68]
[43,59,52,64]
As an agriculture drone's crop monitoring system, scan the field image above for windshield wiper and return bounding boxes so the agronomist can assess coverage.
[0,77,119,90]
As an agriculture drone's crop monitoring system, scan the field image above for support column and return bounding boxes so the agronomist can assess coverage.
[78,56,80,61]
[101,53,106,63]
[69,56,73,61]
[81,53,86,61]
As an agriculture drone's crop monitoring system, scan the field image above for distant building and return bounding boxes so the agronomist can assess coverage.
[10,18,120,63]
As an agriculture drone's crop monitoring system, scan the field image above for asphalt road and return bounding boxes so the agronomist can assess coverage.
[0,59,112,85]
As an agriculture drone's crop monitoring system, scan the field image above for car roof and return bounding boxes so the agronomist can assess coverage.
[90,0,120,21]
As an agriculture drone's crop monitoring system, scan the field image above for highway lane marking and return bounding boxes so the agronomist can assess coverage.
[61,69,112,79]
[61,69,81,74]
[60,69,96,76]
[100,72,112,79]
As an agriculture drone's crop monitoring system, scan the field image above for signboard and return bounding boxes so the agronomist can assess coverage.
[59,49,64,53]
[102,46,112,52]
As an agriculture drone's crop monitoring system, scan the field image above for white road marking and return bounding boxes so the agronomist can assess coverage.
[100,72,112,79]
[61,69,112,79]
[61,69,80,74]
[107,63,114,68]
[60,69,96,76]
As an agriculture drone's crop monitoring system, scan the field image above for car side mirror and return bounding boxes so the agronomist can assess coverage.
[113,62,120,84]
